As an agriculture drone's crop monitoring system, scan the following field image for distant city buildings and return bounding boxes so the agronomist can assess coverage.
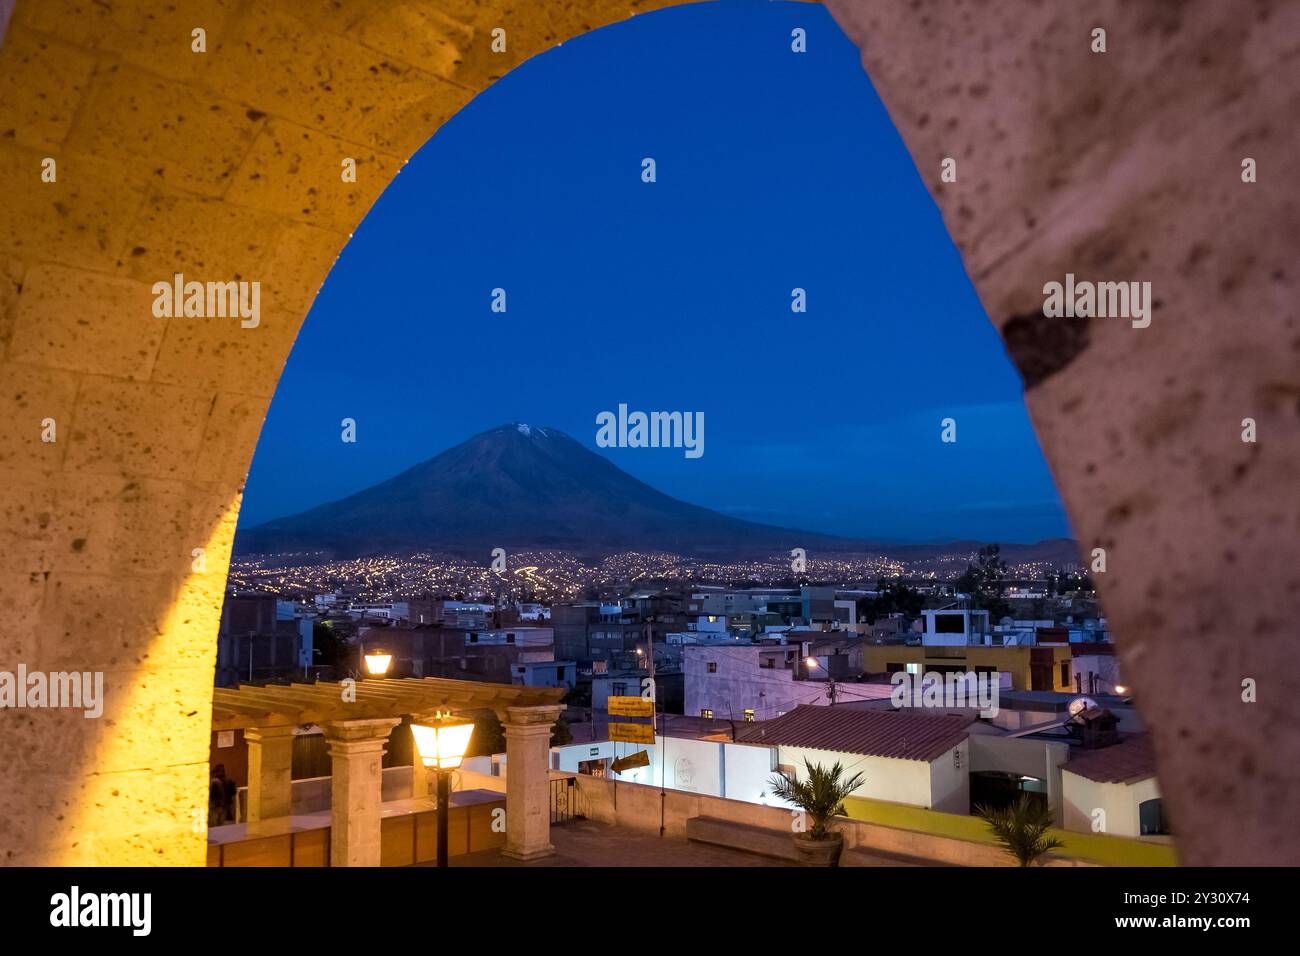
[215,592,312,687]
[216,559,1140,841]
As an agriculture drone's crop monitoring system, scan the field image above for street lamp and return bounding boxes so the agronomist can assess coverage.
[410,711,475,867]
[804,655,839,705]
[362,646,392,677]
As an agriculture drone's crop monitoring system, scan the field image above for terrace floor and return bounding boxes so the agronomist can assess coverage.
[442,819,924,867]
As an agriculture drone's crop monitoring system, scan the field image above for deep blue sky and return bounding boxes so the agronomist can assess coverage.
[240,0,1071,544]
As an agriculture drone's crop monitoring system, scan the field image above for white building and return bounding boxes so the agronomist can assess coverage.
[921,609,991,646]
[683,644,892,722]
[1070,650,1124,696]
[684,643,823,722]
[736,705,974,813]
[1060,736,1168,837]
[513,660,576,690]
[516,603,549,621]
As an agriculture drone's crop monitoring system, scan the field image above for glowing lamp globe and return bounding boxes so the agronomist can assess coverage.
[411,712,475,771]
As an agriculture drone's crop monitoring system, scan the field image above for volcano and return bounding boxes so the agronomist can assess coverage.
[233,423,867,559]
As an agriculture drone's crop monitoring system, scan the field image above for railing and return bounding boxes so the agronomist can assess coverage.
[550,776,580,825]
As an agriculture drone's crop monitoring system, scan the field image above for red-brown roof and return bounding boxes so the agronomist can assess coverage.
[735,705,974,762]
[1061,735,1158,785]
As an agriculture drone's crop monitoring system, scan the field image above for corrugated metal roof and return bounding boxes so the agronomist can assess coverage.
[1061,734,1158,784]
[735,704,974,762]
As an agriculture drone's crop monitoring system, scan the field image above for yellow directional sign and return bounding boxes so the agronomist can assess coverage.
[609,721,656,745]
[607,696,654,718]
[611,750,651,774]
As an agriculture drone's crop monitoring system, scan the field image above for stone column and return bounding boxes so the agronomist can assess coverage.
[321,718,401,867]
[244,725,297,822]
[500,705,564,861]
[411,754,432,800]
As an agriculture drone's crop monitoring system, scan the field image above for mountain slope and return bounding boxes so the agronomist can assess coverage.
[234,424,866,558]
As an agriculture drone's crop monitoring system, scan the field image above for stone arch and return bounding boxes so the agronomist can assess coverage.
[0,0,1294,865]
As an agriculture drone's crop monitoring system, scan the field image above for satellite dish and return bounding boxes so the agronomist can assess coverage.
[1068,696,1099,718]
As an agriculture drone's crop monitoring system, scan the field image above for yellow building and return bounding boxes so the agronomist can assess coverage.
[863,643,1075,692]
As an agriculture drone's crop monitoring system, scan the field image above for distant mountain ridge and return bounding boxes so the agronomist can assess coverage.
[234,423,1079,565]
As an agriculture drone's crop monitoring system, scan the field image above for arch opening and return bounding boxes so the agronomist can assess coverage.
[0,0,1295,867]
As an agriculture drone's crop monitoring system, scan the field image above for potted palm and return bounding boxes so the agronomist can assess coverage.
[975,793,1065,866]
[767,759,865,866]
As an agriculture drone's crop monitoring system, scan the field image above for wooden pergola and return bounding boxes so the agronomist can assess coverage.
[212,677,564,731]
[211,678,566,865]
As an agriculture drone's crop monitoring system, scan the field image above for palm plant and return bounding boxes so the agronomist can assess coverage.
[767,759,865,840]
[976,793,1064,866]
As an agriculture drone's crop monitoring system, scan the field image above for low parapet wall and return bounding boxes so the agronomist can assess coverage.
[572,776,1173,867]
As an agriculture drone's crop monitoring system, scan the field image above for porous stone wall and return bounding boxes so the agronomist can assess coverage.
[0,0,1295,866]
[825,0,1299,864]
[0,0,677,866]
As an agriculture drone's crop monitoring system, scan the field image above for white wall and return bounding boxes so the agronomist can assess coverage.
[1061,770,1162,837]
[723,742,777,802]
[551,735,777,804]
[927,741,970,814]
[777,744,935,808]
[1071,653,1123,694]
[968,732,1071,822]
[657,735,724,794]
[684,645,826,720]
[552,740,616,773]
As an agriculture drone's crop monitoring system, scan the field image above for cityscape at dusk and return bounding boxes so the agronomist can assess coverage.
[0,0,1291,938]
[228,546,1081,602]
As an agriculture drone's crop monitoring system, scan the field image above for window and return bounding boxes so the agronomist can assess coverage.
[469,633,478,643]
[935,614,965,634]
[611,682,627,697]
[1060,661,1070,686]
[706,661,717,673]
[1139,798,1171,835]
[744,709,755,722]
[760,658,775,669]
[906,662,920,675]
[701,709,714,719]
[506,633,516,644]
[556,667,565,681]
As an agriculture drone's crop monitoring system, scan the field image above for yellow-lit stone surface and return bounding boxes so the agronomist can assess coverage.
[0,0,682,868]
[0,0,1293,868]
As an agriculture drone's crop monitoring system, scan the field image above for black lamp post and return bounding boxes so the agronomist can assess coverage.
[410,711,475,867]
